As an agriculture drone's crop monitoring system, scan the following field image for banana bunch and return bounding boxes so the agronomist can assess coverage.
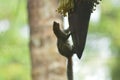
[57,0,74,16]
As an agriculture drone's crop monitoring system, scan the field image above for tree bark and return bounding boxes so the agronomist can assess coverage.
[27,0,66,80]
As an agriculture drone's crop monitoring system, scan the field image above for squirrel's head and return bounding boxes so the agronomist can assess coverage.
[53,21,60,37]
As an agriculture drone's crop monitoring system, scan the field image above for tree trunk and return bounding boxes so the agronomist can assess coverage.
[27,0,67,80]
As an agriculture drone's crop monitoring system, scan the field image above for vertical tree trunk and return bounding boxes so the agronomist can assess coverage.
[27,0,66,80]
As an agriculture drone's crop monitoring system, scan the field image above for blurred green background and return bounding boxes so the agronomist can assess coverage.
[0,0,120,80]
[0,0,31,80]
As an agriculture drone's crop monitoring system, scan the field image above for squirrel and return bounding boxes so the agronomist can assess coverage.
[53,21,74,80]
[53,21,74,58]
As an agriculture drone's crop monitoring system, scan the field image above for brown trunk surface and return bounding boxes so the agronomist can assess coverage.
[27,0,67,80]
